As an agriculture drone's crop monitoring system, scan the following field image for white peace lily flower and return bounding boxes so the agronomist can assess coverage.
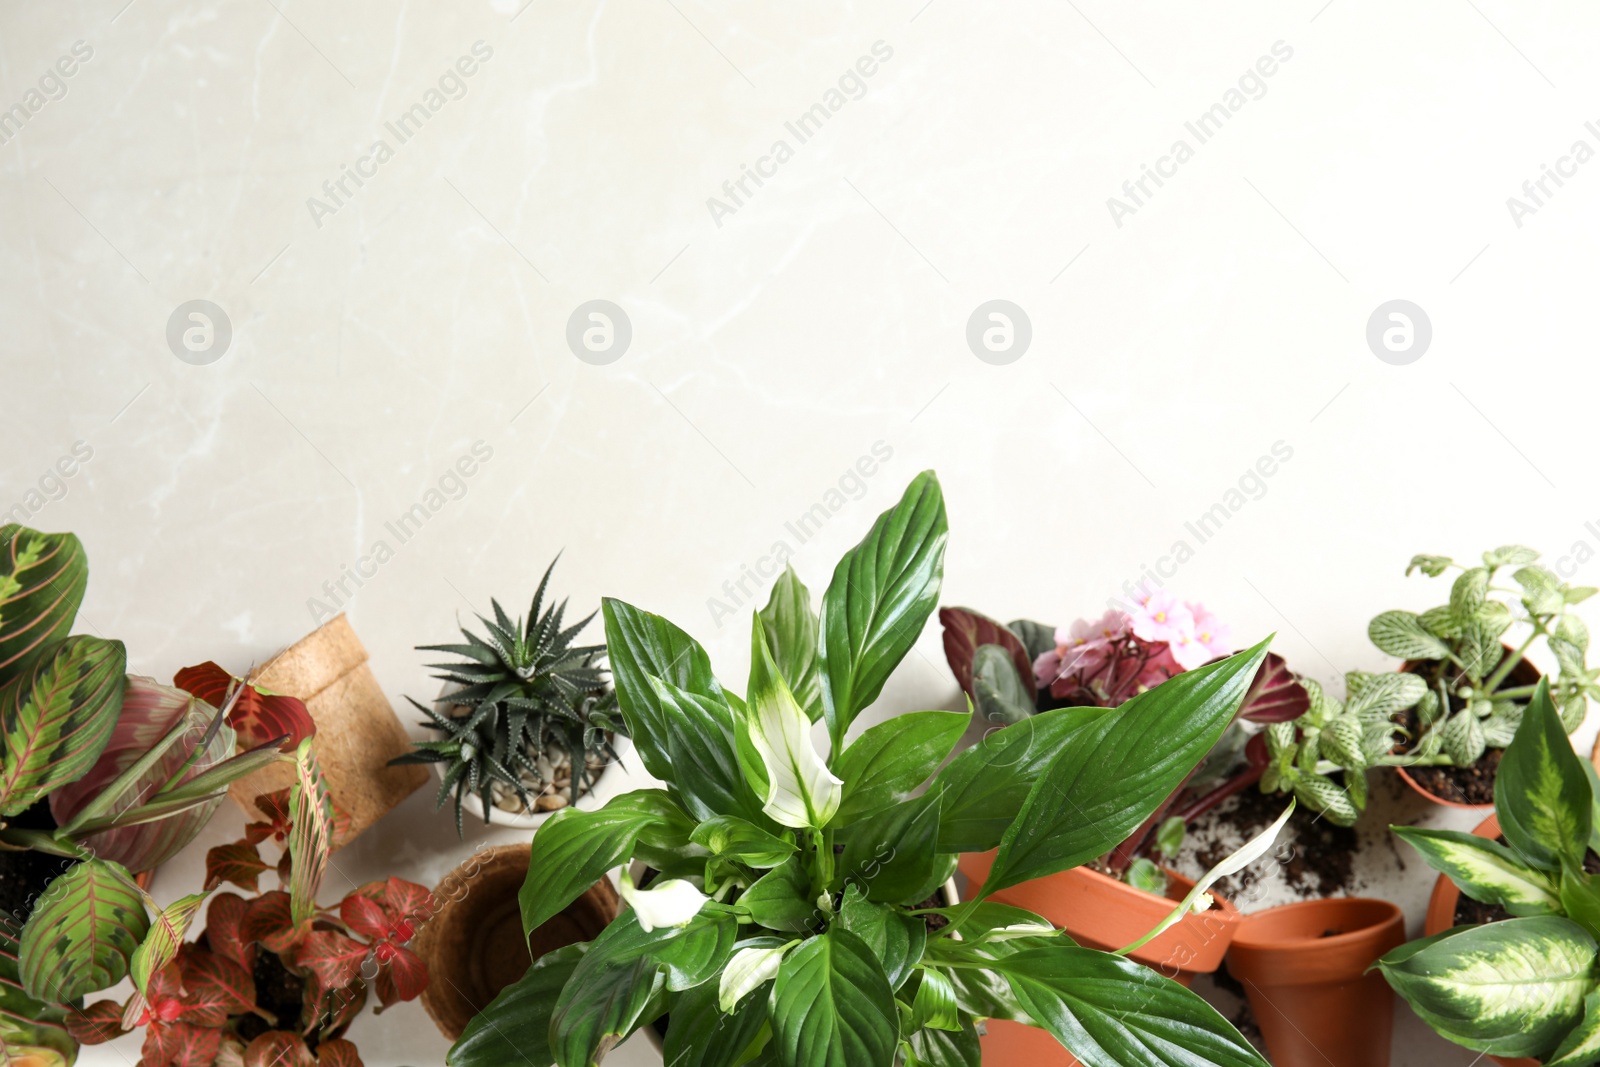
[747,640,842,829]
[981,922,1058,942]
[719,941,800,1013]
[1116,800,1296,956]
[619,870,709,933]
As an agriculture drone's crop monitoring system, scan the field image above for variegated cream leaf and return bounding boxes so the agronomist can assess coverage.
[1378,916,1596,1059]
[1344,672,1426,720]
[1392,827,1560,915]
[1116,800,1294,958]
[1548,989,1600,1067]
[1440,710,1486,767]
[745,616,841,830]
[1368,611,1450,661]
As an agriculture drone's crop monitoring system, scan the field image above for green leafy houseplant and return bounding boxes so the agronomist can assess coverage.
[1299,547,1596,790]
[390,557,623,832]
[446,472,1275,1067]
[1378,679,1600,1064]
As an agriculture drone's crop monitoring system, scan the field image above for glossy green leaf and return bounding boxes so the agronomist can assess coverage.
[690,815,796,869]
[0,635,125,817]
[1548,989,1600,1067]
[983,640,1269,896]
[770,927,897,1067]
[740,854,816,934]
[0,527,87,689]
[818,471,948,752]
[1561,866,1600,942]
[832,710,967,826]
[1392,827,1560,916]
[910,967,960,1031]
[1377,916,1594,1059]
[1495,679,1591,871]
[932,704,1114,853]
[972,645,1035,727]
[747,618,840,830]
[648,674,767,826]
[836,884,925,992]
[604,597,723,782]
[906,1018,980,1067]
[19,859,148,1003]
[1007,619,1055,662]
[838,790,941,904]
[973,941,1268,1067]
[446,943,586,1067]
[667,966,771,1067]
[761,564,822,722]
[520,789,692,935]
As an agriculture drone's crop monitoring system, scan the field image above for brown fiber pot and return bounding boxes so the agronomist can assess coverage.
[1421,814,1537,1067]
[1393,651,1540,811]
[1224,898,1404,1067]
[414,842,620,1039]
[228,614,427,847]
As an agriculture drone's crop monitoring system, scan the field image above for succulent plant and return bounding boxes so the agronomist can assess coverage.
[391,557,622,832]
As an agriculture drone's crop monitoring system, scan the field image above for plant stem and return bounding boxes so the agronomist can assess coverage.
[1172,761,1266,824]
[1484,626,1544,693]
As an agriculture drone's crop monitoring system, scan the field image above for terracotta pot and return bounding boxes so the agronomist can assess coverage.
[228,614,427,847]
[1393,651,1540,811]
[1224,898,1404,1066]
[1419,814,1536,1067]
[959,851,1240,979]
[414,842,620,1039]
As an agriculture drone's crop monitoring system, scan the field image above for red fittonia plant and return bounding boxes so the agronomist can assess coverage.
[69,785,426,1067]
[175,662,317,752]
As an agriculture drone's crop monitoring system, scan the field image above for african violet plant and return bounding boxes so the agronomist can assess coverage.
[391,556,622,832]
[66,739,431,1067]
[446,473,1276,1067]
[1377,679,1600,1064]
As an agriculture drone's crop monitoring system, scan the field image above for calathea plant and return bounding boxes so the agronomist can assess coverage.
[390,556,622,831]
[1377,679,1600,1064]
[447,472,1276,1067]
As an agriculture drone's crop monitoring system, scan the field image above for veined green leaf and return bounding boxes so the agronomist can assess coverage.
[129,890,208,997]
[818,471,948,753]
[0,635,125,817]
[603,597,723,783]
[770,927,897,1067]
[831,710,967,827]
[747,618,840,830]
[983,640,1270,896]
[520,789,692,935]
[19,859,148,1002]
[0,527,87,689]
[446,943,586,1067]
[971,941,1268,1067]
[1369,610,1450,661]
[1495,679,1591,871]
[837,884,926,992]
[932,704,1114,853]
[1377,916,1595,1059]
[1392,827,1560,915]
[761,564,822,722]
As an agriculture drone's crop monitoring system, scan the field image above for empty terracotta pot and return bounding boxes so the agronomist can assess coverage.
[959,850,1240,979]
[1225,897,1404,1067]
[1421,814,1536,1067]
[230,614,428,846]
[413,842,620,1039]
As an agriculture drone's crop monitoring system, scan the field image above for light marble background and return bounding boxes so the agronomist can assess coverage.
[5,0,1599,1063]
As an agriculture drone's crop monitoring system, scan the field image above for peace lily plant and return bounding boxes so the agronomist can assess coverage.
[446,472,1281,1067]
[1378,678,1600,1064]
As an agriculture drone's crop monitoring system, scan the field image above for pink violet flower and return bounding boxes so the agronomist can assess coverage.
[1191,603,1233,658]
[1129,590,1195,646]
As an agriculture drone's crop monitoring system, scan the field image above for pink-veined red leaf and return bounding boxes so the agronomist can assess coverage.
[243,1031,316,1067]
[292,931,367,999]
[316,1038,364,1067]
[240,892,302,955]
[66,999,129,1044]
[382,878,432,931]
[338,894,389,942]
[142,1019,223,1067]
[204,893,255,971]
[205,842,271,893]
[174,662,314,751]
[176,945,256,1026]
[373,944,427,1009]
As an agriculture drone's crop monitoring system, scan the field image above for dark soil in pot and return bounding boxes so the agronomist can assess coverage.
[1186,786,1360,900]
[1394,651,1540,805]
[0,800,75,928]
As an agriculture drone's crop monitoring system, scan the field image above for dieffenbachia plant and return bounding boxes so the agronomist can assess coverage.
[446,472,1275,1067]
[1367,546,1596,767]
[1378,679,1600,1064]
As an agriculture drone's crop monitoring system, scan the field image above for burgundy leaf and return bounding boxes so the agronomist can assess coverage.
[317,1038,364,1067]
[240,892,303,954]
[381,878,432,932]
[373,944,427,1009]
[177,945,256,1026]
[175,662,315,751]
[1211,651,1311,723]
[206,842,271,893]
[144,1020,223,1067]
[66,999,128,1044]
[205,893,256,971]
[338,894,389,942]
[939,607,1037,700]
[244,1032,316,1067]
[313,977,368,1037]
[292,931,367,997]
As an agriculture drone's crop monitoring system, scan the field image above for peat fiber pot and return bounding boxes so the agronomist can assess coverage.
[229,614,427,846]
[415,842,620,1039]
[1394,650,1540,811]
[1421,814,1537,1067]
[1224,898,1404,1067]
